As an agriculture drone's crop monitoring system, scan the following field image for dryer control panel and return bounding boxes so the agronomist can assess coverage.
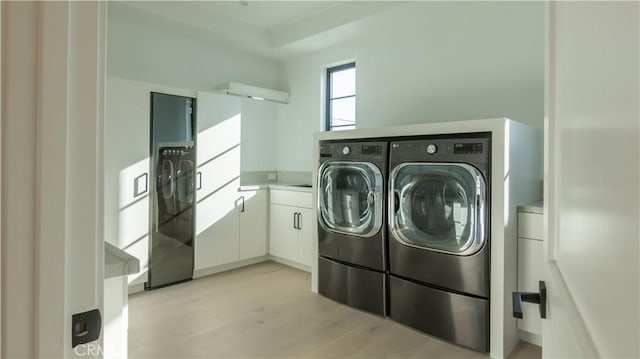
[319,141,388,162]
[389,135,491,180]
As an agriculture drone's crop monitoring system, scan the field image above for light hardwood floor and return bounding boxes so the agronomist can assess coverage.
[129,261,541,358]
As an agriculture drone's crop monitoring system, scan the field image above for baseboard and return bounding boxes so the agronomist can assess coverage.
[128,282,145,295]
[127,256,270,294]
[128,255,308,295]
[518,329,542,346]
[268,255,311,273]
[193,256,269,279]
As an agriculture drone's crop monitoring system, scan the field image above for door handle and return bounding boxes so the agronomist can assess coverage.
[393,190,400,213]
[367,191,375,208]
[133,172,148,197]
[293,212,301,230]
[196,171,202,190]
[512,281,547,319]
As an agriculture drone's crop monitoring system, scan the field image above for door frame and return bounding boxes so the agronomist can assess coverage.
[543,1,639,357]
[544,5,599,355]
[1,2,106,357]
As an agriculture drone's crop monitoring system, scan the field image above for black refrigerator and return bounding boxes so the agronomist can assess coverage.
[147,92,196,289]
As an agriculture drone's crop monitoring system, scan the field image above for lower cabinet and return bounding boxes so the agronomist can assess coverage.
[239,189,268,260]
[269,189,313,269]
[517,210,544,346]
[195,188,267,271]
[195,179,240,270]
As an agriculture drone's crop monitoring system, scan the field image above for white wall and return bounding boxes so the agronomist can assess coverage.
[107,7,280,172]
[278,1,545,171]
[241,99,278,171]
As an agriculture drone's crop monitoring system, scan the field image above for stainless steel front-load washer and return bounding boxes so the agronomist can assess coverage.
[388,133,491,352]
[317,140,388,316]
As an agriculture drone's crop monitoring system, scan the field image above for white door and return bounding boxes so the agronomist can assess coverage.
[239,190,268,260]
[544,2,639,357]
[297,207,314,267]
[194,91,241,270]
[105,77,152,287]
[269,204,298,261]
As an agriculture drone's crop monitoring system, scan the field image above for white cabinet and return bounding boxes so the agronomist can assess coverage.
[105,76,152,287]
[517,209,544,346]
[269,189,313,270]
[106,81,265,282]
[239,189,268,260]
[297,207,314,266]
[194,188,268,272]
[194,91,242,270]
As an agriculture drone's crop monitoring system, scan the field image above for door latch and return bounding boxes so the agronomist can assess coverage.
[72,309,102,348]
[512,280,547,319]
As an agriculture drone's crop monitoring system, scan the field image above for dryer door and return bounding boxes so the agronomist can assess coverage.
[389,162,487,255]
[318,161,383,237]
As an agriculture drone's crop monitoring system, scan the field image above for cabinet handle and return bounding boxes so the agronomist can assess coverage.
[297,212,302,230]
[133,172,148,197]
[240,196,245,213]
[393,190,400,213]
[293,212,297,229]
[512,281,547,319]
[196,171,202,190]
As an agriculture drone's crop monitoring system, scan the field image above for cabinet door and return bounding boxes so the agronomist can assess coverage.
[196,91,241,171]
[105,76,151,285]
[269,204,298,261]
[239,190,268,260]
[195,180,240,270]
[194,91,242,270]
[297,207,314,267]
[517,236,543,337]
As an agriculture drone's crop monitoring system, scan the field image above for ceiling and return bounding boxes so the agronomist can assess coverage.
[108,1,404,59]
[188,1,344,30]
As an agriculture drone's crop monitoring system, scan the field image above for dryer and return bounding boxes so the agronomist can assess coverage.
[317,140,388,316]
[388,133,491,352]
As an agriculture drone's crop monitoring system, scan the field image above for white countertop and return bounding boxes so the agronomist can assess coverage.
[518,200,543,214]
[239,183,313,193]
[105,241,140,279]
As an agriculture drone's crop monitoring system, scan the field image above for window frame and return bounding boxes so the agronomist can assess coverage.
[325,62,356,131]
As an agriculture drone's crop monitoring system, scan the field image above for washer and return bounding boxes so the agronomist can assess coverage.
[317,140,388,316]
[387,133,491,352]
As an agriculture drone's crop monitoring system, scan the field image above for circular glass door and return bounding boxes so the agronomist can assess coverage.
[389,162,487,255]
[318,161,383,237]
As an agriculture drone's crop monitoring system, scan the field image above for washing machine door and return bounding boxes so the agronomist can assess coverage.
[389,162,487,255]
[318,161,383,237]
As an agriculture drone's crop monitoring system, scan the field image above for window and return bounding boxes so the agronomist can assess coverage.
[326,62,356,131]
